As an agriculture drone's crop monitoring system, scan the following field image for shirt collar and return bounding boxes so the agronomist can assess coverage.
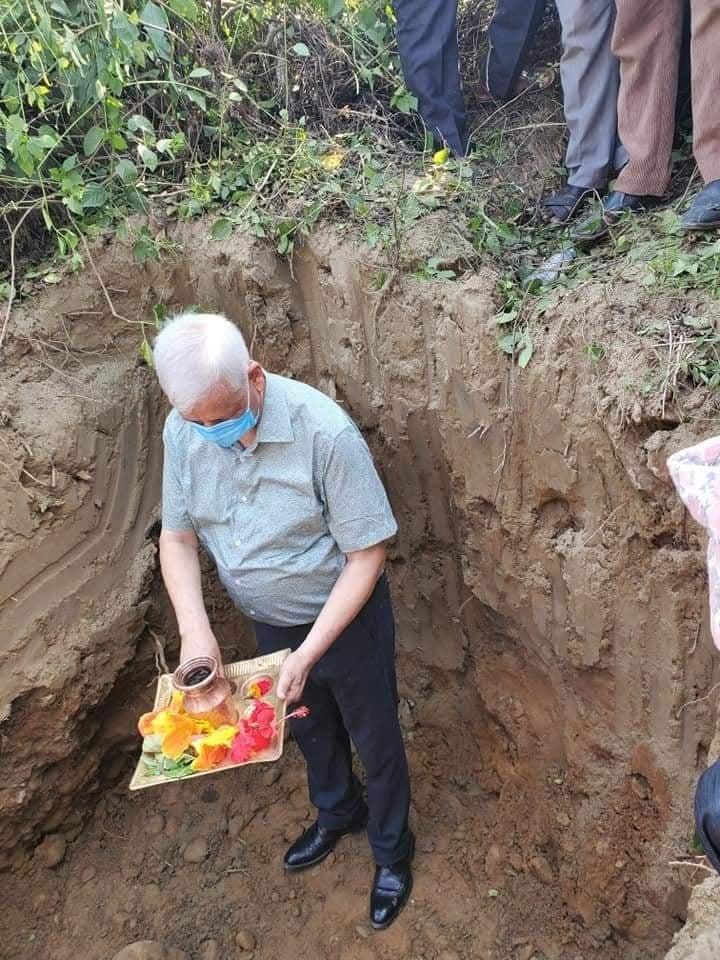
[253,373,294,445]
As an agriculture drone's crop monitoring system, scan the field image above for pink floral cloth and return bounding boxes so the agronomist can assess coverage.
[668,437,720,649]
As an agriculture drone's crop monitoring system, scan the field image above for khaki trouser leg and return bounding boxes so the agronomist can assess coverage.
[613,0,683,196]
[691,0,720,185]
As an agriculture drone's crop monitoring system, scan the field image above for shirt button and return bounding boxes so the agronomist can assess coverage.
[241,496,248,503]
[250,610,256,616]
[235,539,241,547]
[235,578,241,585]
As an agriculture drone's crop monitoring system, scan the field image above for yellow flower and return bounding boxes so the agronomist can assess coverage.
[158,713,199,760]
[201,725,238,748]
[432,147,449,166]
[321,151,344,171]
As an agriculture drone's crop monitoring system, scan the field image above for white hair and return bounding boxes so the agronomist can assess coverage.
[152,312,250,413]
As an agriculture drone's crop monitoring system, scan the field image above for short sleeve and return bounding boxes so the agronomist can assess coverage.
[161,419,194,532]
[320,425,398,553]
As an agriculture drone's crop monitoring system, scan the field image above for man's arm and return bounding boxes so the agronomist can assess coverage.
[276,542,387,702]
[159,527,223,666]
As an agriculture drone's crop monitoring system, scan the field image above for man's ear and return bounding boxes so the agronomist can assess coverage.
[248,361,266,394]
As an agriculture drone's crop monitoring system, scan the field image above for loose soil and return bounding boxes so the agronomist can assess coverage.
[0,655,662,960]
[2,215,720,959]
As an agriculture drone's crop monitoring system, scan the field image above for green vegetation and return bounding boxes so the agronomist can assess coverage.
[2,0,720,400]
[0,0,421,258]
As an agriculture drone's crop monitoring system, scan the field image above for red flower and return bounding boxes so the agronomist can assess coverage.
[246,677,273,699]
[248,700,276,739]
[230,727,257,763]
[230,703,277,763]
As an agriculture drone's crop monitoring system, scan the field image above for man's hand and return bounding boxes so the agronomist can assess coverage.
[277,648,313,704]
[179,627,223,669]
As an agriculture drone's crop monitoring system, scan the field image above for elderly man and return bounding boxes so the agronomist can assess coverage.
[152,313,413,929]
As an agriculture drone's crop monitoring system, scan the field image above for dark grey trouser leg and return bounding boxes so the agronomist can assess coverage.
[486,0,547,100]
[555,0,627,189]
[393,0,467,154]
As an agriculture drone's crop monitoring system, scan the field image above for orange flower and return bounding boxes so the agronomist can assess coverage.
[192,741,229,771]
[190,725,237,771]
[137,691,186,737]
[158,713,199,760]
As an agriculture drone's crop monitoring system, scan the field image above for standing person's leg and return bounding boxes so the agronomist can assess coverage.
[559,0,624,188]
[313,576,411,866]
[485,0,547,100]
[572,0,682,242]
[680,0,720,230]
[312,575,412,929]
[541,0,623,223]
[613,0,683,197]
[254,621,367,856]
[393,0,466,154]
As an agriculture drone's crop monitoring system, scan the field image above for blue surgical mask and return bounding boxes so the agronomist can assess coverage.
[191,393,260,448]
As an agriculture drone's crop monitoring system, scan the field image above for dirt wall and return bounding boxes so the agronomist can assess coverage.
[1,218,718,955]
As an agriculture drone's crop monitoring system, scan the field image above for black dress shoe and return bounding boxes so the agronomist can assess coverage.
[539,183,595,225]
[571,190,659,244]
[284,808,368,872]
[370,833,415,930]
[681,179,720,231]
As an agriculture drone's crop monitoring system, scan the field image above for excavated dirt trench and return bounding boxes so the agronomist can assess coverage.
[1,217,718,960]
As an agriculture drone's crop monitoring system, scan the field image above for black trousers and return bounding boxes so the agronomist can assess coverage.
[254,575,412,866]
[695,758,720,875]
[393,0,546,154]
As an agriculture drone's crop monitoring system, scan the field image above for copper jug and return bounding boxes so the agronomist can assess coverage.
[172,657,238,727]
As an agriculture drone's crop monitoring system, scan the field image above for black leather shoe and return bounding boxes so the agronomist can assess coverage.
[370,833,416,930]
[571,190,659,244]
[681,179,720,231]
[539,183,595,225]
[284,808,368,872]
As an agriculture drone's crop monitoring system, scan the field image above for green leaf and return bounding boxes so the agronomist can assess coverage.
[110,132,128,150]
[184,88,207,111]
[139,337,154,365]
[128,114,154,135]
[518,335,534,369]
[324,0,345,17]
[64,195,85,215]
[140,1,171,60]
[83,126,104,156]
[138,145,158,171]
[82,184,107,208]
[292,42,311,57]
[498,332,518,355]
[189,67,211,79]
[115,158,138,183]
[112,10,139,45]
[167,0,199,20]
[211,217,233,241]
[133,229,159,262]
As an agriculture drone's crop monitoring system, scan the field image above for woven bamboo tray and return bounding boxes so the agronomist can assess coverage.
[129,648,291,791]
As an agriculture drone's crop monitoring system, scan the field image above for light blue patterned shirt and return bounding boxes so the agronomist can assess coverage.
[161,373,397,626]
